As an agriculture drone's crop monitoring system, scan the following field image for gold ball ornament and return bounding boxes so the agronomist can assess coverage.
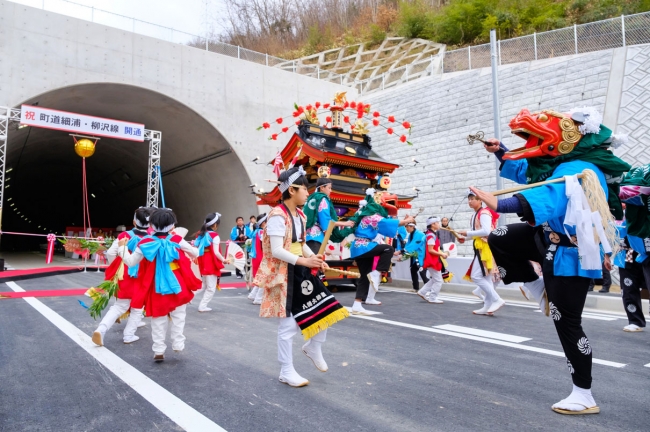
[75,138,96,158]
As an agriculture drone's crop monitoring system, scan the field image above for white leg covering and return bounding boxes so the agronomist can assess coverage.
[198,275,218,311]
[470,257,499,305]
[278,316,300,375]
[253,286,264,304]
[427,270,444,300]
[151,316,169,354]
[418,270,434,297]
[123,307,144,342]
[248,286,258,300]
[96,298,130,334]
[169,304,187,352]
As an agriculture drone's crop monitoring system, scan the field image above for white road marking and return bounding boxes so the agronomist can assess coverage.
[344,306,383,315]
[533,310,620,321]
[644,363,650,368]
[433,324,531,343]
[348,314,626,368]
[6,281,227,432]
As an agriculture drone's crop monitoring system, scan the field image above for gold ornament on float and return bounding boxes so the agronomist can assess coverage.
[74,138,96,158]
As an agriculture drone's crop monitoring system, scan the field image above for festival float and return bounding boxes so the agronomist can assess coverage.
[256,92,416,288]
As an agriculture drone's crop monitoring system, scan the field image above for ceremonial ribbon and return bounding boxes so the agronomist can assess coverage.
[46,234,56,264]
[126,230,141,278]
[139,235,181,295]
[194,232,213,257]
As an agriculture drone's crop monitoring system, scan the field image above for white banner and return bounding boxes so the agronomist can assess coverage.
[20,105,145,142]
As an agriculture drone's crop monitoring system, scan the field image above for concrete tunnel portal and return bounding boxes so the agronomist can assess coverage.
[2,83,257,251]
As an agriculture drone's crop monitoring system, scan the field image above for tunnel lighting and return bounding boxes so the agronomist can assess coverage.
[9,203,13,206]
[38,225,41,228]
[5,178,10,182]
[6,168,12,173]
[5,185,9,189]
[91,193,96,198]
[122,173,131,181]
[7,197,11,201]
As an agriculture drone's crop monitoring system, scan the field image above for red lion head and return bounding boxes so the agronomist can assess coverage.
[504,108,582,160]
[374,191,399,216]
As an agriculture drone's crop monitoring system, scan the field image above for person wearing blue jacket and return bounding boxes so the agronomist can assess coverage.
[469,107,631,415]
[396,223,429,292]
[613,221,650,332]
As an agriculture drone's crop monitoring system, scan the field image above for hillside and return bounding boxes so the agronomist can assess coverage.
[217,0,650,59]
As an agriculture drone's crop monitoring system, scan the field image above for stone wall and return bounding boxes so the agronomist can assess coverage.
[365,45,650,255]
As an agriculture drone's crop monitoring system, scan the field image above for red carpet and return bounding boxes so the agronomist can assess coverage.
[0,282,248,299]
[0,266,107,282]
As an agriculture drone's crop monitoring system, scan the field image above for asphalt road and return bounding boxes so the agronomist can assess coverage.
[0,272,648,432]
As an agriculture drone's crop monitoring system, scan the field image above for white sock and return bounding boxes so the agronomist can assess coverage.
[553,384,597,411]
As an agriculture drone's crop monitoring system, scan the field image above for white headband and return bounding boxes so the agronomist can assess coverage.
[407,223,416,227]
[426,217,440,225]
[134,212,150,228]
[206,212,221,227]
[153,223,174,233]
[257,214,268,225]
[278,166,306,193]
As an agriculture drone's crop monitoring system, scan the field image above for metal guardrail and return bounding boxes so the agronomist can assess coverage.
[443,12,650,73]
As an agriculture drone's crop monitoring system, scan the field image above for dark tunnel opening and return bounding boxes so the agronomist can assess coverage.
[2,83,256,252]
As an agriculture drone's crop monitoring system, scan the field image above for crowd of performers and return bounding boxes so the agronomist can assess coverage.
[89,105,650,416]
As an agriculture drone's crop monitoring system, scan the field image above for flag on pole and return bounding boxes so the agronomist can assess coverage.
[272,151,283,177]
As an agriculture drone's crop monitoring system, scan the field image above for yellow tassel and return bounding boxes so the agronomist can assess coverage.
[118,310,130,322]
[116,262,125,281]
[444,272,454,283]
[301,307,350,340]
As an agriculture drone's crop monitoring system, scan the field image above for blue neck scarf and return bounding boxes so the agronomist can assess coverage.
[195,231,215,257]
[139,234,181,295]
[126,230,142,278]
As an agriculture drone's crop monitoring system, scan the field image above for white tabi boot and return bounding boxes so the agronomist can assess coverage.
[278,317,309,387]
[364,287,382,305]
[123,308,144,344]
[551,385,600,415]
[302,330,328,372]
[521,276,549,316]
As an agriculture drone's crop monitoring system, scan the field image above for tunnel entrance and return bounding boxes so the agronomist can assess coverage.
[1,83,256,252]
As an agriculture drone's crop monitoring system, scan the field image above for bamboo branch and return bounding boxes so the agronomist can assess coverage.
[493,174,585,196]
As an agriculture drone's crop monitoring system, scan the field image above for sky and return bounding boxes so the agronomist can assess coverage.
[10,0,227,43]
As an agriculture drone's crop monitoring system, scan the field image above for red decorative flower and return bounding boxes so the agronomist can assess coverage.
[295,120,301,125]
[306,104,312,110]
[372,119,380,126]
[297,106,304,113]
[344,102,349,108]
[373,111,380,118]
[276,118,283,124]
[292,111,299,117]
[323,103,330,109]
[399,135,407,143]
[315,101,321,108]
[326,116,332,123]
[282,127,289,133]
[350,101,357,108]
[357,102,364,111]
[262,122,270,129]
[402,121,411,129]
[387,128,394,135]
[271,134,278,140]
[350,124,356,129]
[388,115,395,123]
[357,111,364,119]
[343,116,350,123]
